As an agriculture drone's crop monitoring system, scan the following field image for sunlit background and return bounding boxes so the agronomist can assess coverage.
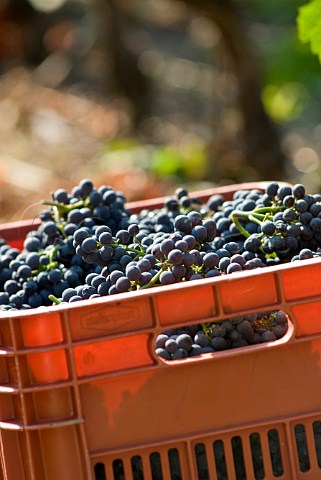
[0,0,320,221]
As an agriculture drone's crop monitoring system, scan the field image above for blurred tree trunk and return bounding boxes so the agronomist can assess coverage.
[182,0,286,181]
[104,0,286,181]
[96,0,153,128]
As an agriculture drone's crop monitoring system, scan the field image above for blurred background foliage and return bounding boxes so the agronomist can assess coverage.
[0,0,320,221]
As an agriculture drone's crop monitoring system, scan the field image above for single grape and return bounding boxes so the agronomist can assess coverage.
[310,217,321,232]
[274,310,288,325]
[126,264,141,282]
[174,215,192,234]
[81,237,97,254]
[167,249,184,266]
[282,209,297,224]
[48,269,63,284]
[277,186,292,201]
[266,182,279,197]
[283,195,295,208]
[62,288,78,302]
[159,271,176,285]
[205,268,221,277]
[189,344,203,356]
[236,320,253,336]
[293,184,305,199]
[155,334,169,349]
[202,252,219,269]
[172,348,188,359]
[176,333,193,352]
[299,248,314,260]
[211,337,227,351]
[189,273,203,281]
[227,262,242,274]
[261,221,276,236]
[261,330,277,342]
[115,276,131,293]
[79,178,94,196]
[160,238,175,257]
[194,332,210,347]
[219,257,230,271]
[164,338,178,354]
[211,324,226,337]
[187,211,202,226]
[244,235,261,253]
[175,240,189,252]
[273,324,288,338]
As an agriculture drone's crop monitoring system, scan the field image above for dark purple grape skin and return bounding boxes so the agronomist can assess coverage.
[174,215,192,234]
[226,262,242,274]
[299,248,314,260]
[115,276,131,293]
[176,333,193,352]
[167,249,184,266]
[202,252,219,269]
[266,182,279,197]
[81,237,98,254]
[159,271,176,285]
[293,184,305,199]
[261,221,276,236]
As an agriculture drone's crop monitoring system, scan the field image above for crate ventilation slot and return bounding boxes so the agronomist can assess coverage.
[195,429,284,479]
[94,448,181,479]
[94,420,321,479]
[295,420,321,472]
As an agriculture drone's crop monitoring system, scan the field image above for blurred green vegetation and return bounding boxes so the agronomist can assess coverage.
[249,0,321,123]
[297,0,321,64]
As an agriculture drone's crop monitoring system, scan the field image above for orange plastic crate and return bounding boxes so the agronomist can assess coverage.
[0,182,321,479]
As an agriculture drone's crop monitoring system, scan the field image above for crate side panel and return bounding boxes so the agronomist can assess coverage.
[39,425,87,480]
[15,312,69,384]
[20,312,64,347]
[74,333,154,377]
[68,297,154,340]
[156,285,215,326]
[291,302,321,337]
[80,339,321,452]
[219,273,278,313]
[27,349,69,384]
[0,430,33,480]
[282,262,321,301]
[33,388,75,421]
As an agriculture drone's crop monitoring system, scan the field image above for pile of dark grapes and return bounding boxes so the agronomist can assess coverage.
[155,310,288,360]
[0,178,320,356]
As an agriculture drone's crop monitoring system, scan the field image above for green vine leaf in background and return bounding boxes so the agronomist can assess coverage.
[297,0,321,63]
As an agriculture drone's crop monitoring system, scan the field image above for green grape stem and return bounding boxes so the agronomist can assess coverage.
[123,245,146,257]
[48,294,61,305]
[42,198,91,219]
[231,205,286,237]
[230,212,251,238]
[96,240,146,258]
[139,266,165,290]
[201,322,214,339]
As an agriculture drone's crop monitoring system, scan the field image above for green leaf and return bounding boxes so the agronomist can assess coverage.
[297,0,321,63]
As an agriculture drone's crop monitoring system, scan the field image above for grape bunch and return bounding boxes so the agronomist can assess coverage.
[229,182,321,262]
[155,310,289,360]
[0,178,318,357]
